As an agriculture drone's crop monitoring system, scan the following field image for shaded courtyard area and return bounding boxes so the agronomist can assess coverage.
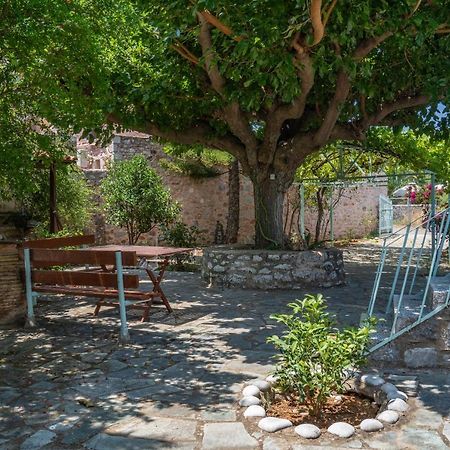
[1,245,449,449]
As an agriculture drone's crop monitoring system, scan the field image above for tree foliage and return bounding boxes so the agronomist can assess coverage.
[2,0,449,247]
[101,155,179,244]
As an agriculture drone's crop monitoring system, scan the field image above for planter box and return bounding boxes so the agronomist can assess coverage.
[202,246,345,289]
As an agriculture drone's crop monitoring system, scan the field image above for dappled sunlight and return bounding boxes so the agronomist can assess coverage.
[1,244,449,447]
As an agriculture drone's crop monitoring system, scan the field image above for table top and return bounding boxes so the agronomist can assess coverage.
[85,245,193,258]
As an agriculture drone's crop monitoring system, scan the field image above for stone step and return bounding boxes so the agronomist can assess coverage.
[392,294,429,333]
[427,273,450,309]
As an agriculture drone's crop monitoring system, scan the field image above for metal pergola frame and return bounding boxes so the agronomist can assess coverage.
[297,170,437,246]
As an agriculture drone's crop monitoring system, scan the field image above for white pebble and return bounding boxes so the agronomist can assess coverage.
[244,405,266,418]
[295,423,321,439]
[243,385,261,398]
[377,410,399,424]
[239,396,261,407]
[246,379,271,392]
[387,398,409,413]
[327,422,355,438]
[360,418,384,432]
[361,374,385,387]
[265,375,279,385]
[258,417,292,432]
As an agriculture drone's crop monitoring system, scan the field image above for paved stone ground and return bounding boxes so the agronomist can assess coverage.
[0,245,449,449]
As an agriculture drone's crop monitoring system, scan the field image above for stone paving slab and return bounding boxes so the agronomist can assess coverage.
[202,422,258,449]
[0,247,449,449]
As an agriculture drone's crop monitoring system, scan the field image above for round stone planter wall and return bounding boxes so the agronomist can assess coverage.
[202,246,345,289]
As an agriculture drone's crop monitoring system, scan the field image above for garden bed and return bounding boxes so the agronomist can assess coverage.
[202,246,345,289]
[266,392,377,428]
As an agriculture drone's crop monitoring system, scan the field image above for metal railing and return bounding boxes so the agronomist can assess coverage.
[367,205,450,353]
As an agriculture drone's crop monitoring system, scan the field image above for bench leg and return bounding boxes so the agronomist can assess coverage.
[24,249,36,328]
[116,251,130,344]
[140,304,151,322]
[93,302,102,317]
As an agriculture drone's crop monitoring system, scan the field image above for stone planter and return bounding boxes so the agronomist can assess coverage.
[202,246,345,289]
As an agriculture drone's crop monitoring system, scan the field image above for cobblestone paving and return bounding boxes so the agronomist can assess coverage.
[0,246,449,449]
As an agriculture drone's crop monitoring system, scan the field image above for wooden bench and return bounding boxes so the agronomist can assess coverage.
[23,236,153,342]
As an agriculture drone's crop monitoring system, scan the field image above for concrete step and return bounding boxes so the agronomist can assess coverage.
[392,293,428,333]
[427,273,450,308]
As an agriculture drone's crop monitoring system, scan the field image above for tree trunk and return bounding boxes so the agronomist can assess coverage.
[225,159,240,244]
[253,176,286,248]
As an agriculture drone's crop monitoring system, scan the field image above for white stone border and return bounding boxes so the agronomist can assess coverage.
[238,373,409,439]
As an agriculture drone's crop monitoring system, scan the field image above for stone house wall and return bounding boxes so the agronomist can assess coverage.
[79,134,387,245]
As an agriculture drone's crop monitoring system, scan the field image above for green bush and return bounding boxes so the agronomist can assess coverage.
[21,166,92,237]
[267,294,375,416]
[101,155,179,244]
[159,221,201,270]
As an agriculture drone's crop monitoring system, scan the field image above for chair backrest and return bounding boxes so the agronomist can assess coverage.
[29,248,137,268]
[31,270,139,289]
[27,249,139,289]
[23,234,96,249]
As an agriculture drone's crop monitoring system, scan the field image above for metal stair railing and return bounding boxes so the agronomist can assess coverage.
[367,206,450,353]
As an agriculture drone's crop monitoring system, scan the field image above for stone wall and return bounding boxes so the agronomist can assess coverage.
[0,244,25,325]
[202,246,345,289]
[79,134,386,246]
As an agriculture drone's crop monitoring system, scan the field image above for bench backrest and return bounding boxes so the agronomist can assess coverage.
[26,248,139,290]
[23,234,96,249]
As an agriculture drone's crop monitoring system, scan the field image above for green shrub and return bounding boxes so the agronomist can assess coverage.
[21,166,92,237]
[159,221,201,270]
[267,294,375,416]
[101,155,179,244]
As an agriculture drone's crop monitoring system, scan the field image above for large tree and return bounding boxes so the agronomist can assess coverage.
[3,0,450,247]
[105,0,449,247]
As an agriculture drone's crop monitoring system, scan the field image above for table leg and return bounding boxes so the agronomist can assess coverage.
[145,257,173,313]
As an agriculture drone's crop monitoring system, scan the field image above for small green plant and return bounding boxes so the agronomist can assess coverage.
[267,294,375,417]
[159,221,201,270]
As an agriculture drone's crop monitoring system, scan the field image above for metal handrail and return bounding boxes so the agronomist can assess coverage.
[367,205,450,353]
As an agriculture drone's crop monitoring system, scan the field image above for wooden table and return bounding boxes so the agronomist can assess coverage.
[85,245,192,319]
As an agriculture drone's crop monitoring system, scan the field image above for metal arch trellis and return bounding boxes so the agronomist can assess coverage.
[297,169,437,247]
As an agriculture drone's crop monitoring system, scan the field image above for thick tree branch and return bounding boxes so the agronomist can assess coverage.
[198,13,258,160]
[313,70,351,146]
[200,10,243,42]
[310,0,324,45]
[107,113,249,171]
[259,50,314,164]
[312,31,393,146]
[360,94,430,129]
[198,14,226,95]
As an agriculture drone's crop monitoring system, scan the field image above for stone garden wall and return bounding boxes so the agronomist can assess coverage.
[202,247,345,289]
[0,244,25,325]
[79,134,386,246]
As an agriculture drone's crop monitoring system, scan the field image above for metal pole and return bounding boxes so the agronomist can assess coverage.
[391,227,419,335]
[24,248,36,327]
[115,251,130,343]
[385,224,411,314]
[430,172,436,256]
[300,184,305,240]
[368,240,388,317]
[418,211,448,320]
